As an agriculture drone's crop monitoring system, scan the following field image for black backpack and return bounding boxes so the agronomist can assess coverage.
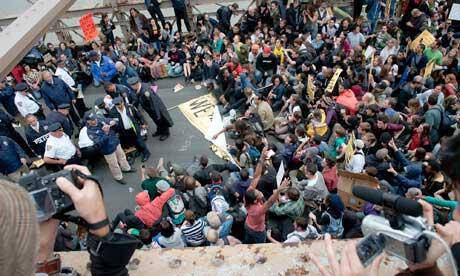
[433,106,455,136]
[182,190,208,217]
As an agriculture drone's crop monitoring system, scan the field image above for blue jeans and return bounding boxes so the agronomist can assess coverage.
[168,65,183,77]
[244,223,266,244]
[93,78,102,87]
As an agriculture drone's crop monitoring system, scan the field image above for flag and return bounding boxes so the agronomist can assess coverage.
[423,60,435,79]
[325,68,343,93]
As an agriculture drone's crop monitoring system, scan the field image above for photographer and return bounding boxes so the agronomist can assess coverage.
[0,165,139,276]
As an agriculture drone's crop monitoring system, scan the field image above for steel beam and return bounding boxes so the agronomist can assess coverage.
[0,0,76,79]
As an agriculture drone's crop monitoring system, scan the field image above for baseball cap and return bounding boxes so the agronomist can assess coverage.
[57,103,71,109]
[263,46,271,54]
[48,122,63,132]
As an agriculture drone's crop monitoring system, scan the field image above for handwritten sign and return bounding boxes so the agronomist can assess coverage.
[79,13,99,42]
[276,160,285,187]
[410,30,436,51]
[423,60,435,79]
[325,68,343,93]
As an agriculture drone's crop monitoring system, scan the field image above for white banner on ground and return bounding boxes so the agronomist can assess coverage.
[276,160,285,187]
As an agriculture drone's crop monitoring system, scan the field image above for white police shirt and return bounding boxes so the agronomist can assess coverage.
[44,134,76,160]
[78,126,95,148]
[14,92,40,117]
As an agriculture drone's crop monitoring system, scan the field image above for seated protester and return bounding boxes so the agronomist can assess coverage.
[231,139,256,173]
[267,217,319,244]
[267,75,286,111]
[205,228,242,246]
[387,163,422,195]
[204,211,234,239]
[345,139,366,173]
[278,134,299,166]
[328,126,347,160]
[201,56,220,85]
[310,194,345,238]
[182,176,209,217]
[111,208,146,231]
[422,195,460,222]
[268,186,305,240]
[133,182,175,228]
[180,210,206,247]
[423,160,446,197]
[291,163,329,202]
[165,187,186,225]
[167,44,185,77]
[374,113,405,140]
[306,109,328,138]
[230,169,252,202]
[140,165,171,200]
[191,155,239,186]
[321,157,339,193]
[152,220,186,248]
[336,84,358,114]
[362,132,379,156]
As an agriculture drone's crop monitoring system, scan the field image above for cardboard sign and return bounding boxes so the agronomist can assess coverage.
[79,13,99,42]
[43,53,53,63]
[423,60,435,79]
[410,30,436,51]
[276,160,285,187]
[337,170,380,211]
[325,68,343,93]
[449,3,460,21]
[307,74,315,102]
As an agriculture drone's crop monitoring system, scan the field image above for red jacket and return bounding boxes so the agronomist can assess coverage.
[336,89,358,114]
[135,189,174,227]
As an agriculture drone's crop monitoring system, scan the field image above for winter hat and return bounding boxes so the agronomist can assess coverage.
[156,180,170,193]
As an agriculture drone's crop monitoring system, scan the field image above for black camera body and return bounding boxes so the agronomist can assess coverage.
[18,170,78,222]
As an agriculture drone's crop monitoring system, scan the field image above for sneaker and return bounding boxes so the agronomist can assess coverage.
[159,133,170,141]
[116,179,127,185]
[141,152,151,162]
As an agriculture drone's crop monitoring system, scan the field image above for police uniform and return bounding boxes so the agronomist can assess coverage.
[128,77,173,141]
[0,83,18,116]
[25,120,50,157]
[85,113,132,182]
[78,126,101,161]
[0,136,26,182]
[108,97,150,162]
[13,83,44,119]
[104,83,139,108]
[0,109,36,157]
[46,104,74,137]
[44,123,80,166]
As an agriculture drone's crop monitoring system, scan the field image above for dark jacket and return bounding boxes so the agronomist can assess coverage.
[202,62,220,80]
[106,84,139,107]
[117,66,138,88]
[171,0,186,11]
[46,111,74,137]
[25,121,50,157]
[256,53,278,73]
[40,77,75,110]
[108,105,146,134]
[86,118,120,155]
[0,136,26,175]
[137,83,174,127]
[217,6,233,28]
[0,109,16,136]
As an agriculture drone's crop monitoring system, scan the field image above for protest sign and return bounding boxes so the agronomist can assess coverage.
[79,13,99,42]
[325,68,343,93]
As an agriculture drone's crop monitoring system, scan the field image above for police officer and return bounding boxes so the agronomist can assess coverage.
[0,78,18,116]
[104,82,138,108]
[94,97,110,117]
[109,97,151,162]
[43,123,81,169]
[24,114,50,158]
[0,135,27,182]
[40,71,81,126]
[0,108,36,157]
[13,83,45,120]
[46,103,74,137]
[127,76,174,141]
[85,113,135,184]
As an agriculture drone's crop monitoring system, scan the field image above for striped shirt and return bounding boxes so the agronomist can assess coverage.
[181,219,206,246]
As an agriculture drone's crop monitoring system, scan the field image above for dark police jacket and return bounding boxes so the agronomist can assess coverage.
[106,84,139,108]
[137,83,173,127]
[40,76,75,110]
[46,111,74,137]
[86,119,120,155]
[0,109,16,136]
[0,136,25,175]
[108,105,146,134]
[25,120,50,157]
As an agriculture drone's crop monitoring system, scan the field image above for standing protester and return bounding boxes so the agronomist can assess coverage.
[128,77,173,141]
[216,3,239,35]
[85,113,135,184]
[144,0,166,27]
[109,97,151,162]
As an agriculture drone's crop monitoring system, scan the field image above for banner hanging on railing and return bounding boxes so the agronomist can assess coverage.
[79,13,99,42]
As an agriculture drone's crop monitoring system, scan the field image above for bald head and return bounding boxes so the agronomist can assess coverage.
[42,71,52,83]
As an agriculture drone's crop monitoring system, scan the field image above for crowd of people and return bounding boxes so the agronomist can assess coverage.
[1,0,460,274]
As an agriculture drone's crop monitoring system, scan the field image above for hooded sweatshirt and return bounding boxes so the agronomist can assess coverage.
[336,89,358,114]
[135,189,175,227]
[395,164,422,195]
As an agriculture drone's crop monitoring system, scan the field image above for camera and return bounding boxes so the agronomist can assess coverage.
[18,170,80,222]
[353,186,434,266]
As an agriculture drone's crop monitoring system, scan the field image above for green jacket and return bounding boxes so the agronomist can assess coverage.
[424,196,458,221]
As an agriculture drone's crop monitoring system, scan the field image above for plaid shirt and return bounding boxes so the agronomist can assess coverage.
[270,197,305,219]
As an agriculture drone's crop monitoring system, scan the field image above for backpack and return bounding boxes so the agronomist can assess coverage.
[166,191,186,225]
[247,146,261,165]
[207,184,225,202]
[433,107,455,136]
[211,195,230,214]
[183,190,209,217]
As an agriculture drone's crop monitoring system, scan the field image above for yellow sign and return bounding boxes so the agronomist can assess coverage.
[423,60,435,79]
[344,132,356,164]
[325,68,343,93]
[410,30,436,51]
